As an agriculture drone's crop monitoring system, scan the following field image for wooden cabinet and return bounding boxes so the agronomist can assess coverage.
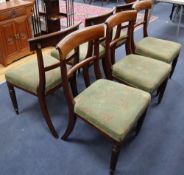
[0,0,34,66]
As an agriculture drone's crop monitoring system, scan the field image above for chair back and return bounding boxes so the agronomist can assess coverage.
[56,24,104,107]
[28,23,80,94]
[133,0,153,37]
[114,3,135,48]
[105,10,137,79]
[125,0,136,3]
[115,3,134,13]
[85,10,114,27]
[83,10,114,59]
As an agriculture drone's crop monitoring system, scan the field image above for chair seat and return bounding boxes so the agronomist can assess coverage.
[5,55,62,94]
[135,37,182,63]
[50,42,105,61]
[112,54,171,93]
[74,79,151,142]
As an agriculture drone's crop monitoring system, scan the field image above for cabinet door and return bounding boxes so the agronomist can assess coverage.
[0,21,19,58]
[14,16,32,51]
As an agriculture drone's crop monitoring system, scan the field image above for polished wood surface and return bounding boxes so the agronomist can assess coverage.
[0,0,33,12]
[0,0,34,66]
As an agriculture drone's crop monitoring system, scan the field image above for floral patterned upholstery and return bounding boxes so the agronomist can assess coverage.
[5,55,62,94]
[112,54,171,93]
[74,79,151,141]
[50,42,105,61]
[135,37,182,63]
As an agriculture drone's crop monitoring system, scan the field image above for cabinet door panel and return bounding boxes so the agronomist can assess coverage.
[0,21,19,57]
[14,16,31,50]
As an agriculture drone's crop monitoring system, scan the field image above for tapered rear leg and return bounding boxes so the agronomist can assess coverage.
[170,55,179,79]
[135,108,148,137]
[157,78,169,104]
[61,113,77,140]
[110,142,121,175]
[7,82,19,114]
[38,94,58,138]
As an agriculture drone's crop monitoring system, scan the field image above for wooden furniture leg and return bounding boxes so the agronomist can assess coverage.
[170,55,179,79]
[158,78,169,104]
[135,108,148,136]
[110,142,121,175]
[62,114,77,140]
[7,82,19,114]
[38,94,59,138]
[170,4,176,20]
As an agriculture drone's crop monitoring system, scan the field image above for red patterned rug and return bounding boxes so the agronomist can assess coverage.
[59,1,158,26]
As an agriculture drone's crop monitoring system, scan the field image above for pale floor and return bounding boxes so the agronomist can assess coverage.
[0,47,53,84]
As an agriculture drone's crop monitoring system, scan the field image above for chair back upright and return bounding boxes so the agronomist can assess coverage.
[56,24,105,109]
[83,10,114,58]
[28,23,80,94]
[114,3,135,48]
[105,10,137,79]
[133,0,153,38]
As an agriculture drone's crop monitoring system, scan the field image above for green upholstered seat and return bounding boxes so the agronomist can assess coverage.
[135,37,182,63]
[74,79,151,142]
[112,54,171,93]
[50,42,105,61]
[5,55,62,94]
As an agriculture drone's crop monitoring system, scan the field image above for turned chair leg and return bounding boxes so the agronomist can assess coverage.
[61,113,77,140]
[110,142,121,175]
[170,55,179,79]
[7,82,19,114]
[135,108,148,137]
[157,78,169,104]
[38,94,58,138]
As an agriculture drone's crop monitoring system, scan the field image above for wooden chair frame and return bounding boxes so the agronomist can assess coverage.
[105,10,136,78]
[6,23,80,139]
[133,0,180,79]
[85,9,114,27]
[103,3,135,67]
[105,10,169,104]
[125,0,136,3]
[115,2,134,13]
[57,24,148,174]
[57,25,104,143]
[81,10,114,84]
